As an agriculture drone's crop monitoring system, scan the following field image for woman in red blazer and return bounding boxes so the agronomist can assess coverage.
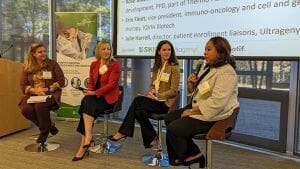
[72,41,121,161]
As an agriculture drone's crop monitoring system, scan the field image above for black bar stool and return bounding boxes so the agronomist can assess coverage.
[143,93,180,167]
[89,86,124,154]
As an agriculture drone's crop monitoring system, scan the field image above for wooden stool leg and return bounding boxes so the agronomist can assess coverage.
[206,140,212,169]
[157,120,162,152]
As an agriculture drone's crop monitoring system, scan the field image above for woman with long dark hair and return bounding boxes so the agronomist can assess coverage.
[108,40,180,149]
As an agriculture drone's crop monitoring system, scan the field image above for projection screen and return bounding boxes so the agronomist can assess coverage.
[116,0,300,58]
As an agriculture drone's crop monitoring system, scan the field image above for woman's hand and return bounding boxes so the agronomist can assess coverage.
[34,87,47,96]
[83,90,95,96]
[48,82,60,92]
[188,73,197,84]
[146,89,158,100]
[48,85,56,92]
[181,109,193,118]
[181,108,202,118]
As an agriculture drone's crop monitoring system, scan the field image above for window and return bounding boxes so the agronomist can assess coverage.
[0,0,49,63]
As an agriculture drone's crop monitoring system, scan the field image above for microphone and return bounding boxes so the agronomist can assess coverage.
[0,43,14,58]
[71,80,87,91]
[194,59,205,75]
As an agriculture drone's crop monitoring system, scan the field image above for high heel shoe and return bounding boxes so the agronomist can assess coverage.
[171,159,185,166]
[183,155,205,168]
[50,125,59,136]
[107,134,127,142]
[72,149,89,161]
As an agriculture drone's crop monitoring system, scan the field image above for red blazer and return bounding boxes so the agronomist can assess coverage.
[88,60,121,104]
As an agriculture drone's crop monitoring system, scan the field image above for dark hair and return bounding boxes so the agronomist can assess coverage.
[153,40,178,72]
[209,36,236,69]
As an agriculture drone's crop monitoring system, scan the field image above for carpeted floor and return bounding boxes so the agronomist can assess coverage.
[0,120,300,169]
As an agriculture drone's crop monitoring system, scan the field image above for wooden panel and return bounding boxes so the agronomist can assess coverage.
[0,58,30,137]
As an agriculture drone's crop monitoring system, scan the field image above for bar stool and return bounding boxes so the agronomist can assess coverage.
[193,107,240,169]
[143,93,180,167]
[89,85,124,154]
[143,113,169,167]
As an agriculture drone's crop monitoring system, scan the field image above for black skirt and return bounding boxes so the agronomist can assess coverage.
[78,95,113,118]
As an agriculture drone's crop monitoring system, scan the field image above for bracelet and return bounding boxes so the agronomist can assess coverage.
[25,86,32,94]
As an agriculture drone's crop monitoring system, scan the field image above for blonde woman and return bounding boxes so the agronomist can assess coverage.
[72,41,121,161]
[19,43,65,144]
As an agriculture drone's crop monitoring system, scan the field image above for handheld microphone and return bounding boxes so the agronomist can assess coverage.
[71,80,87,91]
[76,86,87,91]
[194,59,205,75]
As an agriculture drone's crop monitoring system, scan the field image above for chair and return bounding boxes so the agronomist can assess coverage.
[193,107,240,169]
[143,93,180,167]
[89,85,124,154]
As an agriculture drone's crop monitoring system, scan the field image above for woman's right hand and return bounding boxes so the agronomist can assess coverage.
[83,90,95,96]
[34,87,47,96]
[146,89,157,100]
[188,73,197,84]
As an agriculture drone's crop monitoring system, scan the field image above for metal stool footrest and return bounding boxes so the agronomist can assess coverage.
[89,139,122,154]
[24,142,60,152]
[89,113,122,154]
[143,151,169,167]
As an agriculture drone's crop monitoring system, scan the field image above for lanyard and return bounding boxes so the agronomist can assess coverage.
[154,62,167,93]
[188,67,210,104]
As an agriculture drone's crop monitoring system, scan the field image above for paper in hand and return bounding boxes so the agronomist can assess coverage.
[27,95,52,103]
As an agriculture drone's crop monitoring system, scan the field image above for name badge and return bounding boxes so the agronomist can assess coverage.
[160,73,170,82]
[198,81,210,95]
[99,65,108,75]
[43,71,52,79]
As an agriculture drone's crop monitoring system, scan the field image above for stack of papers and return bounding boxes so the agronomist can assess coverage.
[27,95,52,103]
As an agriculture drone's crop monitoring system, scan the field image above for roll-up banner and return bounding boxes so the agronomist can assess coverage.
[55,12,98,119]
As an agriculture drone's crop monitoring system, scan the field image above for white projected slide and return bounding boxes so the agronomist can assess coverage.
[116,0,300,57]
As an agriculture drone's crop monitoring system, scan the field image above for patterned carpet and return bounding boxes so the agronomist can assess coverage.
[0,120,299,169]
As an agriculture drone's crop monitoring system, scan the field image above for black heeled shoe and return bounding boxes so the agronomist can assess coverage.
[72,149,89,161]
[171,159,185,166]
[107,134,127,142]
[50,125,59,136]
[183,155,205,169]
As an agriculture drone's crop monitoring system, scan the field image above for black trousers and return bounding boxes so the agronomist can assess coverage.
[164,105,215,165]
[118,96,169,148]
[76,95,113,135]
